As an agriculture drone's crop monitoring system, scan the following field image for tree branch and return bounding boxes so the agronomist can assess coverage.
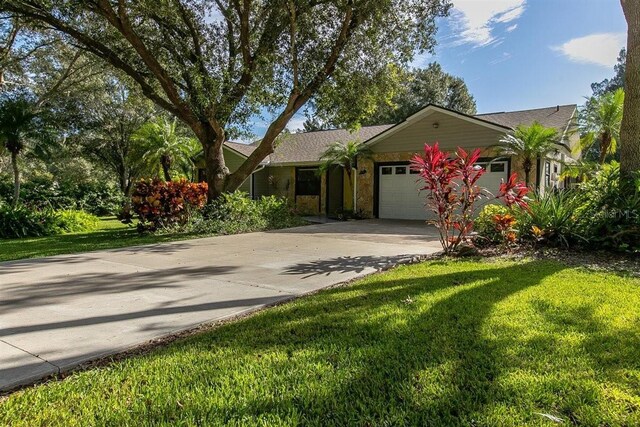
[226,3,358,189]
[1,2,188,121]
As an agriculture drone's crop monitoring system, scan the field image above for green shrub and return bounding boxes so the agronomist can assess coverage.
[0,178,124,215]
[191,192,304,235]
[573,164,640,251]
[519,190,585,247]
[0,203,60,239]
[55,210,101,233]
[0,202,100,239]
[475,204,510,243]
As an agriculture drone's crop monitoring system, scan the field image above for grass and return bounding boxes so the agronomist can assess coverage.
[0,217,209,262]
[1,258,639,426]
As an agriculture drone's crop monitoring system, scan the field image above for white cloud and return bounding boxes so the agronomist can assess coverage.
[506,24,518,32]
[553,33,626,67]
[450,0,526,46]
[286,116,307,132]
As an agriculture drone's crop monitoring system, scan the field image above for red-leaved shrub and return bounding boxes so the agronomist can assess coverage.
[131,179,208,231]
[411,142,528,253]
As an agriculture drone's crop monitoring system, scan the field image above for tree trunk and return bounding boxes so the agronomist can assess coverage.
[620,0,640,176]
[599,132,612,164]
[161,154,172,182]
[10,150,20,208]
[203,140,230,200]
[523,157,532,188]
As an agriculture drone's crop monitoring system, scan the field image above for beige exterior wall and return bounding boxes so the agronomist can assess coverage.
[371,111,506,153]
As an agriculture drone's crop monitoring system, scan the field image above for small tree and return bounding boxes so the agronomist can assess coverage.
[497,122,558,188]
[580,88,624,164]
[0,95,54,206]
[411,143,528,254]
[133,118,200,182]
[319,139,371,211]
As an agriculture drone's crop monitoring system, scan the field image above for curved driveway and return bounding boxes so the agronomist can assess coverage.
[0,220,441,391]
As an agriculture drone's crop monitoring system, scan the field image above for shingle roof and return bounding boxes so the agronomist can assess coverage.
[224,141,257,157]
[224,104,577,165]
[476,104,577,134]
[265,125,392,164]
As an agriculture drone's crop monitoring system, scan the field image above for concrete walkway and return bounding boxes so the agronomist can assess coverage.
[0,220,441,391]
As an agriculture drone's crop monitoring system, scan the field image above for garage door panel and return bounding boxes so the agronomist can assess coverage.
[377,161,508,220]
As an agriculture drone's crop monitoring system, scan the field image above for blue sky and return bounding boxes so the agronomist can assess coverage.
[254,0,627,137]
[420,0,627,114]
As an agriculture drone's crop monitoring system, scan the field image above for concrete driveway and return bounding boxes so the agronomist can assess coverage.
[0,220,441,391]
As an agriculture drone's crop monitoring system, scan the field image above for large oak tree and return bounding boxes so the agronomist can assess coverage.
[1,0,451,199]
[620,0,640,175]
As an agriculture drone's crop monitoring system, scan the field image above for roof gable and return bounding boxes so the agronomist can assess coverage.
[363,104,512,148]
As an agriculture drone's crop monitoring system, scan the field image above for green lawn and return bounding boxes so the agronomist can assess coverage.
[1,259,639,426]
[0,217,207,262]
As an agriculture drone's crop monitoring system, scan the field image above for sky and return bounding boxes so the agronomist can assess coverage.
[253,0,627,137]
[419,0,627,114]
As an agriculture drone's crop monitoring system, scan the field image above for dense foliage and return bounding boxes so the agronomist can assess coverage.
[0,177,123,216]
[130,179,208,232]
[0,202,100,239]
[190,192,305,235]
[476,164,640,252]
[2,0,452,199]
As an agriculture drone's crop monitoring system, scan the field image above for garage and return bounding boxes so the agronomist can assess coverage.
[377,160,509,220]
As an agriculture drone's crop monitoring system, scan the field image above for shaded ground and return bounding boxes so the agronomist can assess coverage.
[0,220,440,391]
[1,258,639,426]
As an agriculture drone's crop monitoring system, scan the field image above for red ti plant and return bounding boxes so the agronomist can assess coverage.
[411,142,529,253]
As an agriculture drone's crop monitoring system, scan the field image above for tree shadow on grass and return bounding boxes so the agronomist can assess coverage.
[129,260,568,425]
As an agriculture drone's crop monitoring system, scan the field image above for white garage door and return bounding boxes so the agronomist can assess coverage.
[377,161,509,220]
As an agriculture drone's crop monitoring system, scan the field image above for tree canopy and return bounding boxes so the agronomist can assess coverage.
[1,0,452,199]
[591,49,626,97]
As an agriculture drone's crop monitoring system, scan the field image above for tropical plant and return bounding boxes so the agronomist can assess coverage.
[580,88,624,164]
[559,159,601,182]
[574,163,640,251]
[130,178,208,232]
[0,94,54,207]
[411,142,528,254]
[496,122,559,188]
[518,190,585,248]
[319,139,371,210]
[133,118,200,182]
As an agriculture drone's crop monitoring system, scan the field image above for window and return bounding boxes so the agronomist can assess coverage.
[381,166,393,175]
[553,164,558,174]
[544,161,551,187]
[395,166,407,175]
[296,168,321,196]
[490,163,505,173]
[409,168,420,174]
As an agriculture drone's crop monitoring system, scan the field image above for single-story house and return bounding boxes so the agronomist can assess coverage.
[196,104,579,220]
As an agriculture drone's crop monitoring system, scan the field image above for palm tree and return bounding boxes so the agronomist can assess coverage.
[580,88,624,164]
[0,96,53,207]
[132,117,199,181]
[319,139,371,210]
[497,121,559,188]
